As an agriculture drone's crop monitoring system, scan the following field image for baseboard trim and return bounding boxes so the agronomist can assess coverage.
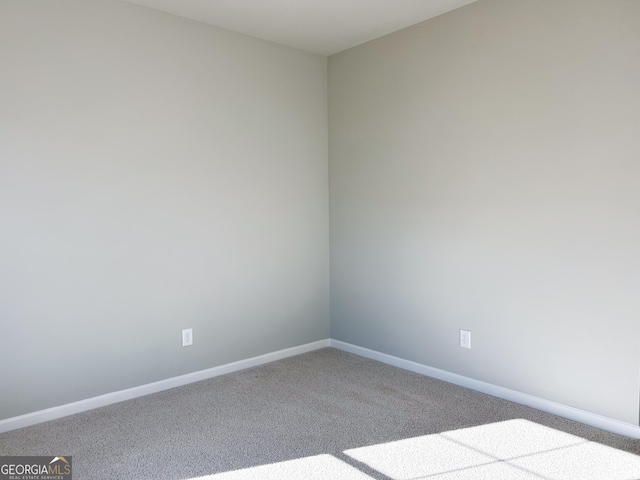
[0,339,331,434]
[3,338,638,439]
[330,339,640,439]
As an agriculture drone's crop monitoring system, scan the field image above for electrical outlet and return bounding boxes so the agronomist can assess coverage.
[182,328,193,347]
[460,329,471,349]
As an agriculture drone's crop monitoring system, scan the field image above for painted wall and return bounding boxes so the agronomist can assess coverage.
[329,0,640,424]
[0,0,328,420]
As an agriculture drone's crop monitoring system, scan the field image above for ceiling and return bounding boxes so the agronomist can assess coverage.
[123,0,478,56]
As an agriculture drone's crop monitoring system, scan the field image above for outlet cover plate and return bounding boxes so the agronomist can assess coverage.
[182,328,193,347]
[460,329,471,349]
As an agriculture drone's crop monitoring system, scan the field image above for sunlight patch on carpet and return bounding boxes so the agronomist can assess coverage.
[343,419,640,480]
[191,454,374,480]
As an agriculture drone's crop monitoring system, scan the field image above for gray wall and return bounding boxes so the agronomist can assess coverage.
[0,0,328,420]
[3,0,639,428]
[329,0,640,424]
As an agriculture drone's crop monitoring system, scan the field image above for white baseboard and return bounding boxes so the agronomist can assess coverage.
[0,339,331,434]
[330,339,640,439]
[3,338,638,439]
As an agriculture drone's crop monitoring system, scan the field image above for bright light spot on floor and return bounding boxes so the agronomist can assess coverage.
[344,419,640,480]
[441,418,585,459]
[192,454,373,480]
[189,419,640,480]
[511,441,640,480]
[347,432,496,479]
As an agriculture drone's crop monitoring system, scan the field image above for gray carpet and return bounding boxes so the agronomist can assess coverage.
[0,348,639,479]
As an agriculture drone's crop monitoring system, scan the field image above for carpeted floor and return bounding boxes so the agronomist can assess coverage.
[0,348,639,479]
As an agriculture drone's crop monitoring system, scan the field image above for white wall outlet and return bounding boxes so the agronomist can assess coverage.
[182,328,193,347]
[460,329,471,349]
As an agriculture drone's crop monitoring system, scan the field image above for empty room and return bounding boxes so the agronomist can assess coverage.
[1,0,639,479]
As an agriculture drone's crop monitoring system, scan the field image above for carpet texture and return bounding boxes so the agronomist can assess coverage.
[0,348,638,479]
